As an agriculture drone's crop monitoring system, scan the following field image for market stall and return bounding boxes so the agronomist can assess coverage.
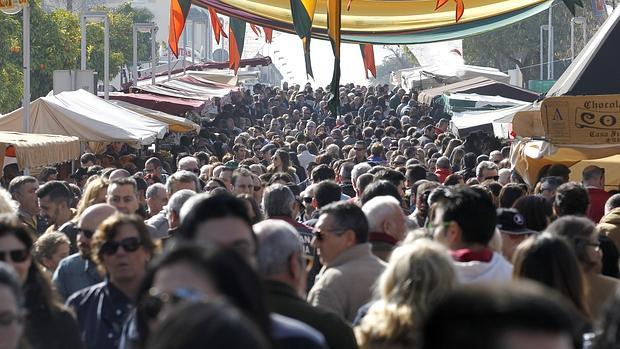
[108,100,201,133]
[0,89,168,146]
[0,131,80,170]
[418,77,539,105]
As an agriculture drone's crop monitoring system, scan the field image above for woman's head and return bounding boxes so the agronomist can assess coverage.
[513,233,589,319]
[512,195,554,232]
[0,216,33,285]
[32,232,70,273]
[377,239,456,316]
[147,301,269,349]
[91,214,156,283]
[545,215,601,272]
[136,245,271,346]
[0,262,24,349]
[273,149,291,170]
[76,177,108,216]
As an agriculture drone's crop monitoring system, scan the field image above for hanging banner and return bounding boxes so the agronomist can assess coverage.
[541,95,620,145]
[0,0,27,14]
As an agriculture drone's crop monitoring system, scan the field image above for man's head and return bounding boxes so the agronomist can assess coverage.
[422,282,579,349]
[80,153,97,169]
[106,178,139,214]
[312,201,369,266]
[262,184,296,219]
[553,182,589,217]
[254,220,308,295]
[305,179,336,209]
[165,189,196,230]
[144,157,163,177]
[218,167,235,191]
[310,164,336,184]
[166,171,200,197]
[539,176,564,202]
[496,208,536,261]
[36,181,73,225]
[77,203,116,257]
[489,150,503,164]
[362,196,406,241]
[582,165,605,189]
[232,168,254,196]
[476,161,499,182]
[145,183,168,216]
[430,187,497,250]
[179,193,257,265]
[178,157,200,174]
[605,193,620,215]
[9,176,39,216]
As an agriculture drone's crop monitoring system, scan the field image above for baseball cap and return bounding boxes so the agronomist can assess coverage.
[496,208,535,235]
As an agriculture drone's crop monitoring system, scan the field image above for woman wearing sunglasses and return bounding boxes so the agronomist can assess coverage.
[0,215,82,349]
[67,214,156,349]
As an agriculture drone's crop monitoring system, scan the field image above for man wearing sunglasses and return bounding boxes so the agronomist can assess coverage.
[476,161,500,183]
[255,220,358,349]
[307,202,386,323]
[53,204,115,300]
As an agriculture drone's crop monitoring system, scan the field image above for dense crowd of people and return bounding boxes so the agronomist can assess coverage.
[1,81,620,349]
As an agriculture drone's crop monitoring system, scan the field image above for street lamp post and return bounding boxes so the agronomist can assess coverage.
[81,12,110,99]
[133,22,158,86]
[539,24,549,80]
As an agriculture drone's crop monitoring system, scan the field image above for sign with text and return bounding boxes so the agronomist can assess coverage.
[541,95,620,145]
[0,0,27,14]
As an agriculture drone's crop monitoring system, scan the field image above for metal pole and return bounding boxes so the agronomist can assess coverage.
[80,14,86,70]
[539,26,545,80]
[23,4,30,134]
[570,20,575,61]
[204,21,209,61]
[104,16,110,100]
[168,44,172,81]
[547,5,553,80]
[133,26,138,86]
[191,20,195,66]
[182,29,187,73]
[151,26,157,85]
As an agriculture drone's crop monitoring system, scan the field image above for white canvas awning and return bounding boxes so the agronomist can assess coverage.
[108,100,201,133]
[0,131,80,170]
[0,90,168,145]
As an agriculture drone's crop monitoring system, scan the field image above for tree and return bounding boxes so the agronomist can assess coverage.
[463,2,605,83]
[0,13,23,113]
[372,45,419,84]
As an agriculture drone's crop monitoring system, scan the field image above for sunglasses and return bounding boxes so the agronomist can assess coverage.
[0,249,29,263]
[100,237,142,256]
[254,186,262,192]
[140,288,205,320]
[78,228,95,239]
[313,228,345,241]
[302,197,313,203]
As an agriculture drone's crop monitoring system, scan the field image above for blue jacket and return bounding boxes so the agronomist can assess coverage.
[67,280,133,349]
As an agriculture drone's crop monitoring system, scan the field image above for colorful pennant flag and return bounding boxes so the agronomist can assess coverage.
[168,0,192,57]
[435,0,465,22]
[263,27,273,43]
[208,7,227,45]
[250,23,262,36]
[327,0,341,117]
[229,17,246,74]
[290,0,317,78]
[360,44,376,79]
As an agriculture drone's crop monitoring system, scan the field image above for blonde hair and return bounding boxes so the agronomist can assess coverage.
[0,187,17,215]
[355,239,456,349]
[75,177,108,217]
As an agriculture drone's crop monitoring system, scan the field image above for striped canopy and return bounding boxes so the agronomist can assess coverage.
[192,0,552,44]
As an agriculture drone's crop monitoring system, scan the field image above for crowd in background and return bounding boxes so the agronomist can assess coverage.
[1,81,620,349]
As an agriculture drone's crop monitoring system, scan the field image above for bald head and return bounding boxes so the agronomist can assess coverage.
[78,203,117,231]
[109,169,131,181]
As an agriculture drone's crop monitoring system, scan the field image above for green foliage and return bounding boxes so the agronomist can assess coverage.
[0,12,22,113]
[463,2,604,83]
[86,3,155,80]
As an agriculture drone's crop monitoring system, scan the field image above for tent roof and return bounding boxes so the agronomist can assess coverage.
[108,100,201,133]
[417,77,539,105]
[0,131,80,170]
[0,90,167,145]
[132,74,235,101]
[108,92,206,115]
[547,6,620,96]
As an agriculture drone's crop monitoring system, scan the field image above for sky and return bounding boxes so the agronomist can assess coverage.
[253,31,392,87]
